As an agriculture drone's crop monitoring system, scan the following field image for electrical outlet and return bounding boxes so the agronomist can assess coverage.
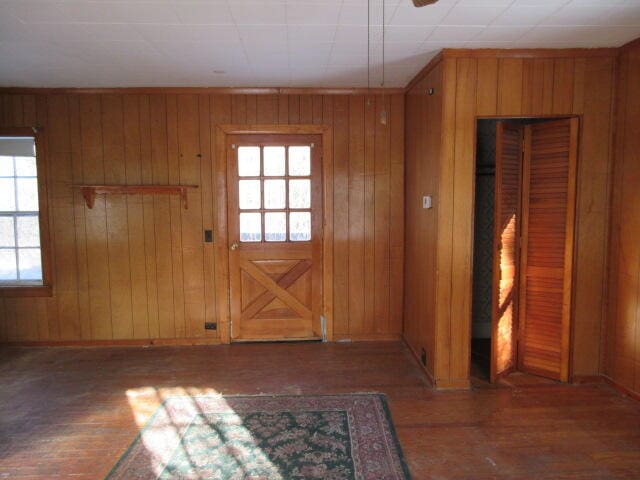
[420,347,427,366]
[422,195,432,209]
[204,229,213,243]
[204,322,217,330]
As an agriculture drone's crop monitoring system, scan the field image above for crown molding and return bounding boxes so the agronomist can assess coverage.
[0,86,405,95]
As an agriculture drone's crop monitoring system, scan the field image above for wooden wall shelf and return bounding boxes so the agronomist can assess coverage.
[75,185,198,209]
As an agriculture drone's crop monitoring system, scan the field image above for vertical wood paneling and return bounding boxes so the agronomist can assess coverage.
[0,91,404,343]
[150,95,175,338]
[607,42,640,395]
[449,58,477,383]
[435,58,458,384]
[177,94,205,338]
[497,58,523,115]
[405,50,617,387]
[552,58,575,114]
[139,94,160,338]
[572,57,615,375]
[199,94,216,338]
[374,95,391,334]
[476,58,498,116]
[102,95,133,339]
[347,96,365,336]
[47,95,80,339]
[80,94,112,340]
[389,94,404,334]
[69,95,91,339]
[332,96,349,335]
[363,96,376,335]
[123,95,149,339]
[166,95,186,338]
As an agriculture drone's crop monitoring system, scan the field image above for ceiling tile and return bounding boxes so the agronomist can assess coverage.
[55,0,181,24]
[170,1,235,25]
[493,4,564,26]
[229,1,286,25]
[441,3,512,26]
[286,2,341,25]
[382,25,435,43]
[151,41,249,67]
[541,3,619,25]
[1,0,639,88]
[288,25,337,44]
[333,25,382,44]
[472,26,532,42]
[136,24,241,44]
[2,0,71,23]
[80,23,145,42]
[238,25,288,48]
[427,26,485,41]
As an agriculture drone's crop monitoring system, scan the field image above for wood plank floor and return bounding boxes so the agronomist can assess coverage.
[0,341,639,479]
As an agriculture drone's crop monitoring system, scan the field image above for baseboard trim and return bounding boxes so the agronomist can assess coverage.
[571,375,607,385]
[572,374,639,401]
[333,333,402,342]
[435,378,472,390]
[401,335,435,386]
[601,375,640,402]
[1,337,222,347]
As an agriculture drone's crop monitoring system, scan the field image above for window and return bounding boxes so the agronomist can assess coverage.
[237,144,312,243]
[0,128,51,296]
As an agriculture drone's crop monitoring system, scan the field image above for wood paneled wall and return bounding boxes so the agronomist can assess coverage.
[0,91,404,344]
[404,50,617,387]
[606,39,640,397]
[404,62,443,381]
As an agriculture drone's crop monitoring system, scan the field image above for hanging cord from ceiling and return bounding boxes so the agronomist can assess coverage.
[381,0,385,87]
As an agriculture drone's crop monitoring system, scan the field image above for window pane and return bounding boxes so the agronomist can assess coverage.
[264,146,285,176]
[0,249,17,280]
[289,179,310,209]
[264,212,286,242]
[264,179,285,209]
[0,217,14,247]
[17,216,40,247]
[239,212,261,242]
[289,146,310,176]
[17,178,39,211]
[238,180,261,210]
[0,156,13,176]
[18,248,42,281]
[289,212,311,241]
[0,179,16,211]
[238,146,260,176]
[15,156,37,176]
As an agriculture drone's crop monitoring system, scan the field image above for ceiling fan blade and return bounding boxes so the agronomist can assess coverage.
[412,0,439,6]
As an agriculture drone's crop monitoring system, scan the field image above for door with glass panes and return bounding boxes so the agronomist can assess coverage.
[227,134,323,341]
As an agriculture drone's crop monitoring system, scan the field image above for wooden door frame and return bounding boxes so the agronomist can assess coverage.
[471,114,581,382]
[214,124,334,344]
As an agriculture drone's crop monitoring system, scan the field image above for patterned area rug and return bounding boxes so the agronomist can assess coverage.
[106,394,410,480]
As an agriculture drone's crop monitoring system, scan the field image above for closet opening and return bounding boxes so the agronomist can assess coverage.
[471,116,579,385]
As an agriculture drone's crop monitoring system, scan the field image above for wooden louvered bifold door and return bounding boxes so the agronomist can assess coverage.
[491,122,523,383]
[518,118,578,381]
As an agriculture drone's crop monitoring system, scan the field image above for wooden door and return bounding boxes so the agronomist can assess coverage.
[518,118,578,381]
[490,122,523,382]
[227,134,323,341]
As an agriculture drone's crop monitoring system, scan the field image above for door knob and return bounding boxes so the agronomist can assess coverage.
[230,242,239,251]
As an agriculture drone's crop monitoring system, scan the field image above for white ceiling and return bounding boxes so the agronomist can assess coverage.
[1,0,640,88]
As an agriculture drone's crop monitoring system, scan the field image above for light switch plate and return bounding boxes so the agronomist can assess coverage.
[422,195,432,209]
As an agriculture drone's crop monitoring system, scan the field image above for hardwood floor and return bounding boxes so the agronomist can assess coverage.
[0,341,639,479]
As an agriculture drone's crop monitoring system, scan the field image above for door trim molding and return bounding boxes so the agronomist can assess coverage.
[214,124,334,344]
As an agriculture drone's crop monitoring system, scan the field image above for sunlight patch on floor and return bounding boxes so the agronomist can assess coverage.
[124,387,284,479]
